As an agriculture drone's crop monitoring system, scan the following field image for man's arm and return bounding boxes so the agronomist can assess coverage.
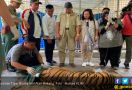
[56,22,60,38]
[11,61,27,70]
[75,14,81,41]
[0,0,14,26]
[42,16,49,38]
[21,9,30,36]
[94,20,99,42]
[76,25,81,36]
[34,48,44,64]
[56,14,61,40]
[11,61,37,75]
[37,53,44,64]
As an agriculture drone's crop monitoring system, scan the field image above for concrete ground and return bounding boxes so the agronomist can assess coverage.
[0,50,132,90]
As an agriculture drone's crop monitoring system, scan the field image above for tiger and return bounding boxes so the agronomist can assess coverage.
[40,67,120,89]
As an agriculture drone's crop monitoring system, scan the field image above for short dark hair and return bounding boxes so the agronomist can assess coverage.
[122,6,128,12]
[64,2,73,8]
[81,9,94,21]
[46,4,54,9]
[30,0,42,4]
[102,7,110,12]
[24,36,36,43]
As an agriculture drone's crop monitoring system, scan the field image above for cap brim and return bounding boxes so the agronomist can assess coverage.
[34,2,42,4]
[13,1,23,4]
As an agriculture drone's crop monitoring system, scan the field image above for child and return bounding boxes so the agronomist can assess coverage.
[81,9,99,67]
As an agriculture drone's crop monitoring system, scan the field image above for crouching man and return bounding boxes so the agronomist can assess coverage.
[6,36,44,82]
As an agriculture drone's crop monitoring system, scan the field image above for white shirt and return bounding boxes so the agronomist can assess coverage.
[42,13,55,39]
[33,11,42,38]
[22,9,41,38]
[81,20,99,42]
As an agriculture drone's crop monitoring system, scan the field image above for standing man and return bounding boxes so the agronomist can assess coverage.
[21,0,43,51]
[56,2,81,67]
[42,4,56,66]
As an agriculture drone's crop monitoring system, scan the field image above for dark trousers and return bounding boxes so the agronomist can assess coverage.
[44,39,55,63]
[99,46,122,67]
[36,38,41,51]
[123,35,132,64]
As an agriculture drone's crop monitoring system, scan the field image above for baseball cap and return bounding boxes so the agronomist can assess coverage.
[30,0,42,4]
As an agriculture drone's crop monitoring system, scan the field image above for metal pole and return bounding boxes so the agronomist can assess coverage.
[117,0,120,17]
[45,0,49,5]
[79,0,81,14]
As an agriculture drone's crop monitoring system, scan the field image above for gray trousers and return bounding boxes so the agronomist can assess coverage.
[123,35,132,64]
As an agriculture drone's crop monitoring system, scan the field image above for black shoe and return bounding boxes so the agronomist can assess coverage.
[99,62,106,67]
[69,63,76,67]
[59,63,65,67]
[52,60,57,64]
[124,63,130,69]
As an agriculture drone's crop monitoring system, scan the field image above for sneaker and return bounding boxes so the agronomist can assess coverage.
[89,62,94,66]
[82,62,87,67]
[59,63,65,67]
[124,63,130,69]
[69,63,76,67]
[78,50,81,53]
